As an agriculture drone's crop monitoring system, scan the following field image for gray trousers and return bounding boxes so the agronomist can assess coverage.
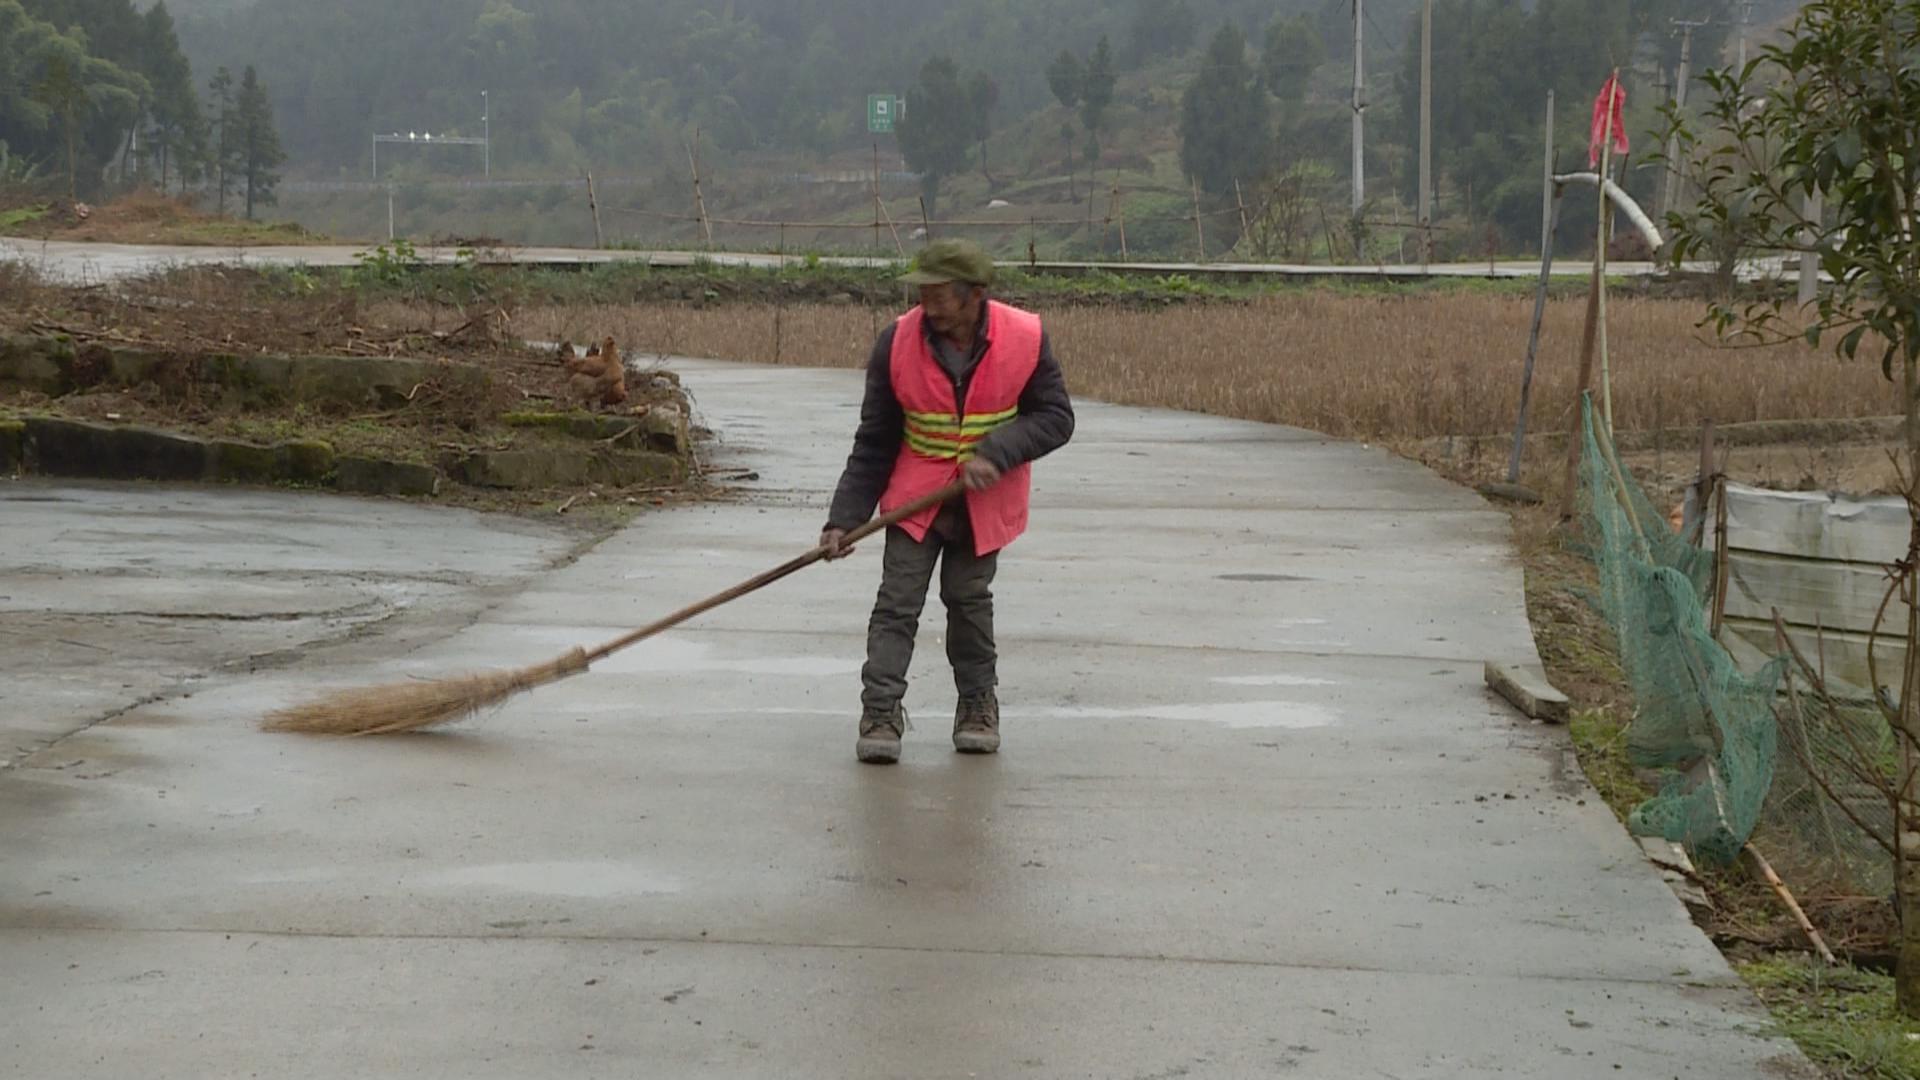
[861,524,999,713]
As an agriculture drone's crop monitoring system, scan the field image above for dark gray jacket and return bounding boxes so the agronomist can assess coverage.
[826,310,1075,532]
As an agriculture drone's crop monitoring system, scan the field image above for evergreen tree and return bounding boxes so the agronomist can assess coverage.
[1261,14,1325,110]
[141,1,201,189]
[33,50,84,198]
[6,2,141,199]
[965,70,998,181]
[1045,47,1083,188]
[1179,23,1270,198]
[896,55,973,220]
[234,64,283,219]
[205,65,236,213]
[1079,36,1115,169]
[1126,0,1197,65]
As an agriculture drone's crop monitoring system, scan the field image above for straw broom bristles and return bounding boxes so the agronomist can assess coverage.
[260,482,965,737]
[262,648,590,736]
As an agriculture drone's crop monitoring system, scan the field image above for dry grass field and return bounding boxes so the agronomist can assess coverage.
[503,292,1897,442]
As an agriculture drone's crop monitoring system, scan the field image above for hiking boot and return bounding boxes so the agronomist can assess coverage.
[856,705,909,764]
[952,690,1001,754]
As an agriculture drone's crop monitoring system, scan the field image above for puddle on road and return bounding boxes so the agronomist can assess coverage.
[423,861,682,899]
[1211,674,1339,687]
[618,549,732,573]
[1257,617,1349,649]
[1029,701,1339,730]
[537,632,857,678]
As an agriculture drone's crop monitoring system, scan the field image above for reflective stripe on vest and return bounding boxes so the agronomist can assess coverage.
[902,405,1020,461]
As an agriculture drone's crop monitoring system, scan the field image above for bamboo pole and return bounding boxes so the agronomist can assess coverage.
[1507,184,1565,485]
[870,144,903,258]
[1745,844,1840,966]
[1712,475,1731,637]
[774,221,785,364]
[585,170,605,250]
[876,193,904,258]
[1595,70,1620,433]
[1773,618,1854,869]
[1557,294,1602,522]
[687,131,712,248]
[1561,73,1634,528]
[1686,420,1716,545]
[1191,178,1206,261]
[1234,178,1251,252]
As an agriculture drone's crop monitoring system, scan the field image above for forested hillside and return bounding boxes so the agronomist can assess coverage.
[168,0,1764,246]
[2,0,1800,255]
[171,0,1409,171]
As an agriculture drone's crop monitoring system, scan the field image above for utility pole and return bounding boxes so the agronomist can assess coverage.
[1351,0,1365,214]
[1662,19,1708,224]
[482,90,490,178]
[1800,192,1821,307]
[1737,1,1755,70]
[1418,0,1432,266]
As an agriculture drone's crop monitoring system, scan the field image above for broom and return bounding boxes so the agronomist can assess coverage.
[262,481,966,736]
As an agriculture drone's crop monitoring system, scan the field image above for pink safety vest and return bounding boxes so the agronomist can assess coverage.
[877,300,1044,555]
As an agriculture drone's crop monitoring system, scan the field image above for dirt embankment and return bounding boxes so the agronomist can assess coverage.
[0,264,701,518]
[1,189,326,246]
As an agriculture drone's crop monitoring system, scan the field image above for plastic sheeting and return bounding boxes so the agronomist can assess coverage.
[1716,482,1912,695]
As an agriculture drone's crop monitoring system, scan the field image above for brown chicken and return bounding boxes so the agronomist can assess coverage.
[559,336,628,408]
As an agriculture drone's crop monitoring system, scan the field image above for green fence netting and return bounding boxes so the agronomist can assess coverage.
[1577,396,1785,865]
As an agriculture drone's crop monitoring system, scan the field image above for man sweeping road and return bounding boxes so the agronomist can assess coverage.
[821,239,1075,764]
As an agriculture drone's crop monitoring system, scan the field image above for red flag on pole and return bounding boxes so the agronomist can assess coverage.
[1588,73,1628,167]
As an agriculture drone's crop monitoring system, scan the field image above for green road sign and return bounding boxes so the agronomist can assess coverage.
[867,94,904,134]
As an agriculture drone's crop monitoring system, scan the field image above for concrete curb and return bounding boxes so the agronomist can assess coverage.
[1484,660,1571,723]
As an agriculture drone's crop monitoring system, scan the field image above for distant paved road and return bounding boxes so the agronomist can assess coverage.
[6,234,1800,285]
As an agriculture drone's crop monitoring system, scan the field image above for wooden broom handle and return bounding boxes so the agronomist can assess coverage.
[581,480,967,664]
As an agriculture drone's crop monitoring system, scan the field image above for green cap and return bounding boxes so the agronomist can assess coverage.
[899,238,995,287]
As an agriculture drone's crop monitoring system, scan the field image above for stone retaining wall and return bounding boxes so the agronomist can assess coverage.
[0,415,686,496]
[0,334,495,410]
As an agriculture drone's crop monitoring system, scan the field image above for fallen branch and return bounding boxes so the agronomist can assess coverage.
[434,311,490,341]
[1744,843,1840,965]
[1772,609,1901,859]
[599,423,640,446]
[28,321,146,345]
[1648,856,1711,888]
[1711,928,1788,949]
